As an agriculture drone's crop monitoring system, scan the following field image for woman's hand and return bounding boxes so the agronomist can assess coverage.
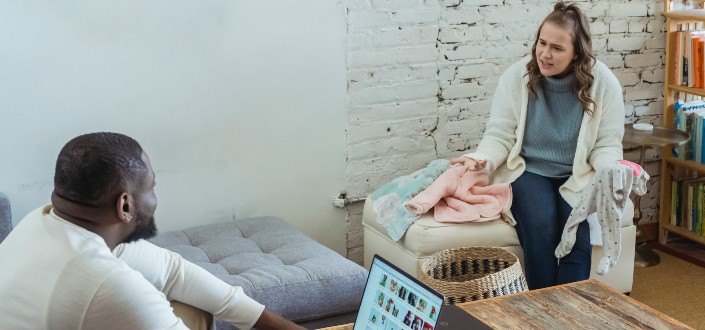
[450,156,487,171]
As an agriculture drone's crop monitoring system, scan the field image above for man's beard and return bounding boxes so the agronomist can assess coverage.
[122,210,158,244]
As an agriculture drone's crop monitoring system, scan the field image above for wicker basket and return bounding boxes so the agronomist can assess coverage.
[419,247,528,305]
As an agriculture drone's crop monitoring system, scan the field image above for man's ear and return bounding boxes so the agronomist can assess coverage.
[116,192,133,223]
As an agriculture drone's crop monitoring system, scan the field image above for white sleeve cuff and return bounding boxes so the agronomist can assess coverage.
[220,288,265,330]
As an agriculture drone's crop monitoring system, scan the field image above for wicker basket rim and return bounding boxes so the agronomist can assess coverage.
[418,247,525,293]
[421,247,519,266]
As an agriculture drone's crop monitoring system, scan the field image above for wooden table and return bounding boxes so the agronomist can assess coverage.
[320,279,692,329]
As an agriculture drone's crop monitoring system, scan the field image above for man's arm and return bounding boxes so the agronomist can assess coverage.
[255,309,307,329]
[114,240,303,330]
[82,268,189,330]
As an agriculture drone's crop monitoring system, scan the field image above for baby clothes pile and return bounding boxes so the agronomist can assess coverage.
[371,160,512,241]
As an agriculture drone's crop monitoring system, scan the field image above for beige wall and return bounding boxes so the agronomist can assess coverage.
[0,1,349,254]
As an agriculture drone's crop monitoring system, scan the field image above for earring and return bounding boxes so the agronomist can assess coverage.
[126,214,132,221]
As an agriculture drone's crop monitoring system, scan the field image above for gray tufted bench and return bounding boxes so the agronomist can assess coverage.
[149,216,367,329]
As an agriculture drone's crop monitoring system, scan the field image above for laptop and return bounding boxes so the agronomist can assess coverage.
[353,254,491,330]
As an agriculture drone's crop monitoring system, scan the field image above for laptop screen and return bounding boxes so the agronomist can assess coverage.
[354,255,444,330]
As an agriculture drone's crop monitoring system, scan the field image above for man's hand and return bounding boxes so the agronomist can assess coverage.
[449,156,487,171]
[254,309,307,330]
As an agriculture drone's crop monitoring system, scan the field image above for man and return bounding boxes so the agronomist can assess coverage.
[0,132,304,329]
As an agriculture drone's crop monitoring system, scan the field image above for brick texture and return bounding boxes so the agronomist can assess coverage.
[343,0,664,262]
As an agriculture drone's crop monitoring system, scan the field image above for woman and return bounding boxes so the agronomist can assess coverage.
[411,316,424,330]
[451,1,624,290]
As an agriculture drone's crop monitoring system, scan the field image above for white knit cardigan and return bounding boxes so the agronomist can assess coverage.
[463,56,625,223]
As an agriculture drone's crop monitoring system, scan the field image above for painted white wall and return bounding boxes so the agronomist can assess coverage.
[0,1,348,253]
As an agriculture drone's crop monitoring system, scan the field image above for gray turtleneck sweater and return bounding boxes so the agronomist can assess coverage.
[520,73,584,178]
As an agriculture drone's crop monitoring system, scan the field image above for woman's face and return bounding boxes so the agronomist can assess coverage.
[535,21,577,77]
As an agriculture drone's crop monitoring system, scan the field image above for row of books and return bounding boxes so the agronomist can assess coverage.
[673,99,705,163]
[670,178,705,237]
[669,28,705,88]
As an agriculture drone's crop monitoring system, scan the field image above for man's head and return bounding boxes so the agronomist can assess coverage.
[53,132,158,244]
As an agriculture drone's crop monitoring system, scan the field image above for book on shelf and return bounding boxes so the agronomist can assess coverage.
[673,178,705,236]
[687,30,705,87]
[689,111,704,162]
[680,31,691,86]
[670,27,705,87]
[693,36,705,88]
[673,99,705,163]
[695,181,702,236]
[686,183,693,229]
[687,178,705,232]
[690,112,703,162]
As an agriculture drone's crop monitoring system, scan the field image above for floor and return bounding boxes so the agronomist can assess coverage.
[630,248,705,329]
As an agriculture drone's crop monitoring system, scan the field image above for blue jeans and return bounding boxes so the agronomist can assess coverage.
[511,171,591,290]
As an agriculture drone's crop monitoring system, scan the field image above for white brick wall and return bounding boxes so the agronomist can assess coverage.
[343,0,665,263]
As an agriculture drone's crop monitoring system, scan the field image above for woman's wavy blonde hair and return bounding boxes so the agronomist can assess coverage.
[526,1,596,115]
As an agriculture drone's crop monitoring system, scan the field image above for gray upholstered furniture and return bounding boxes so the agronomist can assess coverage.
[150,217,367,329]
[0,193,366,329]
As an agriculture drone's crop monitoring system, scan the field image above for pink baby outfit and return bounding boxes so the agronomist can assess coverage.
[405,166,512,223]
[617,159,641,176]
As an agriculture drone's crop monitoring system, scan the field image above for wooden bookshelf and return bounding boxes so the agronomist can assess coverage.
[668,84,705,95]
[664,10,705,21]
[660,0,705,247]
[666,156,705,172]
[662,223,705,244]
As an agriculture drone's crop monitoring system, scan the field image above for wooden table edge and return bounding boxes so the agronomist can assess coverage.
[317,279,693,330]
[454,279,692,329]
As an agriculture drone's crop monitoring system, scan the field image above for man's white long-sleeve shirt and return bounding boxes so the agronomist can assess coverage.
[0,205,264,329]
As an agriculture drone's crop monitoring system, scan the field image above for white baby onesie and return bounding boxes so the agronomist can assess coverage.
[555,161,649,275]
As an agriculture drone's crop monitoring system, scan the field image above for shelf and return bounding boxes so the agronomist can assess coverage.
[665,157,705,172]
[660,1,705,248]
[662,224,705,246]
[667,84,705,97]
[664,10,705,21]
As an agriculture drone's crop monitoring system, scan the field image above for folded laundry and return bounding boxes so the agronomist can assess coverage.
[370,159,450,241]
[405,166,512,223]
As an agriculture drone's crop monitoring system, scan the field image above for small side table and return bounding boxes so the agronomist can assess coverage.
[623,124,690,267]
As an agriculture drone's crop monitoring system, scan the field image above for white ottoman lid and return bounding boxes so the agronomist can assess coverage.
[362,198,520,257]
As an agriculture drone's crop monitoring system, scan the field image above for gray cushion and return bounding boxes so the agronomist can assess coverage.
[0,193,11,243]
[149,216,367,328]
